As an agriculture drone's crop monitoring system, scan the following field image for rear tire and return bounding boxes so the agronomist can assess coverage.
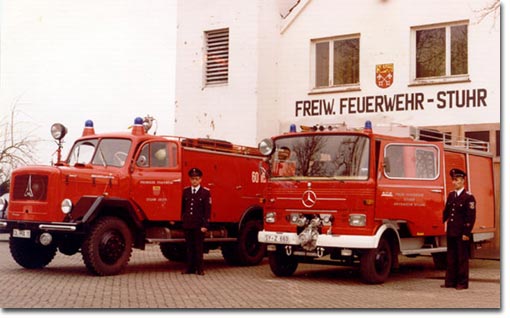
[221,220,265,266]
[9,237,57,269]
[81,217,133,276]
[160,243,187,262]
[432,252,447,270]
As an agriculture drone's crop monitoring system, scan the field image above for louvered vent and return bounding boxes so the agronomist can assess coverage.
[205,28,229,85]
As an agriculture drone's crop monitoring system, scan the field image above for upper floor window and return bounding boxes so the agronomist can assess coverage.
[312,34,360,92]
[205,28,229,86]
[411,21,468,85]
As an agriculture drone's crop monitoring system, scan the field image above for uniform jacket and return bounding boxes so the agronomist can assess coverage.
[181,186,211,229]
[442,189,476,237]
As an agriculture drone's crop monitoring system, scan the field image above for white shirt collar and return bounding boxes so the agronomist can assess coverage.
[192,186,201,193]
[455,188,464,196]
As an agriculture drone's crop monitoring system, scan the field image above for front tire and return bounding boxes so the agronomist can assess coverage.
[268,246,298,277]
[9,237,57,269]
[81,217,133,276]
[360,238,392,284]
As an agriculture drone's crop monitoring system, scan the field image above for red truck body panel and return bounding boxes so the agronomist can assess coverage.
[257,123,495,283]
[1,118,267,275]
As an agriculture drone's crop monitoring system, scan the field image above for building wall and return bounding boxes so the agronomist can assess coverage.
[175,1,284,145]
[276,0,499,132]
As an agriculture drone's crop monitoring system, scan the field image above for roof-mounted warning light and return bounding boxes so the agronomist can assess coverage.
[131,117,145,136]
[289,124,297,133]
[82,120,95,136]
[363,120,373,133]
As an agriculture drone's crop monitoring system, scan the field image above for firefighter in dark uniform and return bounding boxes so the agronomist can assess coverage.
[441,168,476,290]
[181,168,211,275]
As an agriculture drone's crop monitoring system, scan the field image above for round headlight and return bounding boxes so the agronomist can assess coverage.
[51,123,68,141]
[258,138,275,156]
[61,199,73,214]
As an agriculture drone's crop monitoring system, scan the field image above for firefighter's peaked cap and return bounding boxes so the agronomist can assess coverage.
[449,168,466,178]
[188,167,203,177]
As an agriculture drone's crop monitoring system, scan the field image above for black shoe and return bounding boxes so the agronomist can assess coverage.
[440,284,454,288]
[456,285,468,290]
[196,270,205,276]
[181,270,194,274]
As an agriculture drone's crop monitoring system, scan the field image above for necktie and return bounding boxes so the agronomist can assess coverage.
[192,189,196,194]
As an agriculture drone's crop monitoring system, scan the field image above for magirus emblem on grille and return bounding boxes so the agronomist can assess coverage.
[24,175,34,198]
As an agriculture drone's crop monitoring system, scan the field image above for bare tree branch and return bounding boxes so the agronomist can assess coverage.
[474,0,500,27]
[0,102,37,187]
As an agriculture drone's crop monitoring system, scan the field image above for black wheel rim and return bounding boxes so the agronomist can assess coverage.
[99,230,125,265]
[374,248,390,274]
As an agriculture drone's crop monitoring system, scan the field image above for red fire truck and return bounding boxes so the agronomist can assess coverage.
[0,116,266,275]
[257,121,496,284]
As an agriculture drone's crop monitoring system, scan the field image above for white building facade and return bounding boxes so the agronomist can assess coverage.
[175,0,499,146]
[175,0,500,256]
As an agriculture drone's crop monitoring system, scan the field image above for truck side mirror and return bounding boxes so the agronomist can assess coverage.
[259,160,270,178]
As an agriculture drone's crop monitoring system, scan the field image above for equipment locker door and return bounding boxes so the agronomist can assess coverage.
[376,141,445,236]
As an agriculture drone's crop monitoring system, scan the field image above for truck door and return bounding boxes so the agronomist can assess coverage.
[130,141,182,221]
[376,141,445,236]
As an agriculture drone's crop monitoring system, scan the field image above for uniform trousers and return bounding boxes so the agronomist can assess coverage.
[445,236,470,288]
[184,228,205,273]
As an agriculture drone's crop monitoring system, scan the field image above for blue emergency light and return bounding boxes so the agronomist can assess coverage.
[134,117,144,125]
[364,120,373,133]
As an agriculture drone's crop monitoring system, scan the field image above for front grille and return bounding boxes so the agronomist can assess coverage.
[13,174,49,201]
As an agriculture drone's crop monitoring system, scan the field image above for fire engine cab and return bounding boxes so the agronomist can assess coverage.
[0,116,266,275]
[257,121,495,284]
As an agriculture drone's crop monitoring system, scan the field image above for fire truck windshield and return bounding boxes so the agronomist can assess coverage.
[67,138,132,168]
[270,135,369,180]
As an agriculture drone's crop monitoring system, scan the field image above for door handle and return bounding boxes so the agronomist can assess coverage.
[430,189,442,193]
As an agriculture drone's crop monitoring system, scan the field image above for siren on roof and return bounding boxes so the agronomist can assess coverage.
[82,120,95,136]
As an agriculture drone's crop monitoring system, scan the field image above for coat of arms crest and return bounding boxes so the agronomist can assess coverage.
[376,63,394,88]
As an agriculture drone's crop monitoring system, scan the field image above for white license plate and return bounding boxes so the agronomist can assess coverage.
[13,229,31,238]
[264,233,289,243]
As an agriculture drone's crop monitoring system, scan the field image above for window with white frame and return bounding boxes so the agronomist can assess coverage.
[412,21,468,83]
[312,34,360,90]
[205,28,229,85]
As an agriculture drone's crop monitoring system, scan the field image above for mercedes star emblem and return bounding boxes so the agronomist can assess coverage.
[302,190,317,208]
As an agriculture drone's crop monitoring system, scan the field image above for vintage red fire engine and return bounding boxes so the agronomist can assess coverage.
[257,121,495,284]
[0,116,266,275]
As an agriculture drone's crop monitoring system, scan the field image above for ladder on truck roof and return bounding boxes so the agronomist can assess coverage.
[410,127,491,155]
[317,122,492,155]
[180,137,261,156]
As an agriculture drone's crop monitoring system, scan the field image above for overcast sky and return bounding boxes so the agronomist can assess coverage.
[0,0,177,165]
